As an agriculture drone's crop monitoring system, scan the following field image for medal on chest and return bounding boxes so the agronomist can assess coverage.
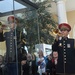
[67,44,71,48]
[59,43,62,47]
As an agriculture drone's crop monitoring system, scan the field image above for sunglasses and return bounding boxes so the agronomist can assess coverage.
[60,28,69,31]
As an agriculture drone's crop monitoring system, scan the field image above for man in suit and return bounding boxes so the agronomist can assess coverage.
[52,23,75,75]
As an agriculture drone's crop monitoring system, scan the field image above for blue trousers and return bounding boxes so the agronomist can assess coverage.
[7,63,17,75]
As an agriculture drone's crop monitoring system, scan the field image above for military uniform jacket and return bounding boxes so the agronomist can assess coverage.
[0,30,16,62]
[52,37,75,74]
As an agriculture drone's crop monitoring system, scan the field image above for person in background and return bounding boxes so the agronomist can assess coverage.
[46,54,53,75]
[0,55,4,75]
[0,55,8,75]
[0,16,22,75]
[52,51,58,65]
[27,53,32,75]
[31,54,38,75]
[52,23,75,75]
[21,55,30,75]
[37,50,46,75]
[52,51,58,75]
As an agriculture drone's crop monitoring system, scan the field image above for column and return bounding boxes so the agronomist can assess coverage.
[53,0,67,24]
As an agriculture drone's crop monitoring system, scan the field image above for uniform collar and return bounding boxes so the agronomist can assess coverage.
[62,37,68,40]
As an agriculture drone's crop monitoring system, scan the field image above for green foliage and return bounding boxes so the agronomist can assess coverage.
[34,0,58,44]
[16,10,38,46]
[16,0,58,52]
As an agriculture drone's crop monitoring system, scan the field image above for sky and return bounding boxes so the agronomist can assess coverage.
[0,0,26,13]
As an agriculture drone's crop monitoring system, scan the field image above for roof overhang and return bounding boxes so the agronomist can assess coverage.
[0,0,38,17]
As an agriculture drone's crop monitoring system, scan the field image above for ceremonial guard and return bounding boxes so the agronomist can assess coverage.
[0,16,18,63]
[0,16,22,75]
[52,23,75,75]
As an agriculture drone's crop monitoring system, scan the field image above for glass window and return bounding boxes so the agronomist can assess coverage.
[0,0,38,75]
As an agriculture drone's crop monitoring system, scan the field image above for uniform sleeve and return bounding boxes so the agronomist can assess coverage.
[52,40,59,51]
[0,31,4,41]
[74,39,75,49]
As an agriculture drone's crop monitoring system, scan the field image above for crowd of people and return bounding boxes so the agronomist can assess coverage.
[20,50,58,75]
[0,50,58,75]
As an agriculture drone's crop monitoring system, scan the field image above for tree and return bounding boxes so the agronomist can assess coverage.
[33,0,58,44]
[16,0,58,52]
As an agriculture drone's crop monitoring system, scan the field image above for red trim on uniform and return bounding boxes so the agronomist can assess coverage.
[58,23,71,31]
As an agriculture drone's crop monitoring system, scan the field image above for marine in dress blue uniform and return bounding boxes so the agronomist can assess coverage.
[52,23,75,75]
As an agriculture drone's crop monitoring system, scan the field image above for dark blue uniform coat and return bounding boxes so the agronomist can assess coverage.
[0,30,16,62]
[0,30,18,75]
[52,37,75,74]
